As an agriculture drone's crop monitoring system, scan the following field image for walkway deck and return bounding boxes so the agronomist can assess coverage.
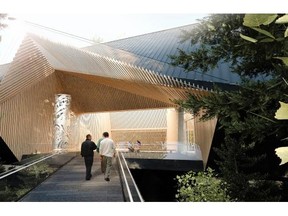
[19,154,124,202]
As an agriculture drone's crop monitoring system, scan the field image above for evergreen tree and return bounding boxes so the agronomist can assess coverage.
[0,13,8,42]
[172,14,288,201]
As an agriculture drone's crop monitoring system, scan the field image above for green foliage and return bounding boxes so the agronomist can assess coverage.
[215,136,282,201]
[275,15,288,24]
[0,13,8,42]
[243,14,278,26]
[274,57,288,66]
[171,14,288,77]
[172,14,288,201]
[275,101,288,120]
[242,14,288,66]
[0,13,8,30]
[175,168,232,202]
[26,163,55,180]
[0,164,5,173]
[240,33,257,43]
[177,79,288,200]
[0,162,56,201]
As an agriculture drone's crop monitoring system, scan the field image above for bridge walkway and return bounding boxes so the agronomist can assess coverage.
[20,154,124,202]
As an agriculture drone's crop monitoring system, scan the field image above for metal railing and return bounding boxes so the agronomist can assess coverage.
[0,153,59,180]
[116,151,144,202]
[116,142,203,160]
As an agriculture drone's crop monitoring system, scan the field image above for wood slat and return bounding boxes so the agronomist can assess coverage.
[0,34,213,161]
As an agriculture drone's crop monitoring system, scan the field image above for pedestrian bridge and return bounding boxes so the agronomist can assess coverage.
[0,144,203,202]
[19,154,125,202]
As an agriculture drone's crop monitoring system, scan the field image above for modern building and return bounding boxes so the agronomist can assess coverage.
[0,24,239,167]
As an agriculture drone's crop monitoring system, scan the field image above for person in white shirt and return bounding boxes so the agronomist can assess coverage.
[99,132,116,181]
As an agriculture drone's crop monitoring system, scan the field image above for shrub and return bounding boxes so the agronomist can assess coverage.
[0,164,5,173]
[175,167,232,202]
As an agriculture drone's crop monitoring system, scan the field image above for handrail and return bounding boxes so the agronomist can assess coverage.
[0,152,59,180]
[120,152,144,202]
[117,151,134,202]
[116,151,144,202]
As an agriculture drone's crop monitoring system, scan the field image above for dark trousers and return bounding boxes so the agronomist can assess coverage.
[84,156,93,179]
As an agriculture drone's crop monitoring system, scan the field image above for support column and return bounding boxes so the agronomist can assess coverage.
[177,107,185,144]
[166,108,186,151]
[53,94,71,152]
[167,108,178,145]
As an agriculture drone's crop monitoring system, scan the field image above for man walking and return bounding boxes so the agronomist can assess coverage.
[99,132,116,182]
[81,134,97,180]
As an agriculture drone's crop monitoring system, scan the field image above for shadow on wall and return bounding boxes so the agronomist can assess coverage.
[0,136,18,164]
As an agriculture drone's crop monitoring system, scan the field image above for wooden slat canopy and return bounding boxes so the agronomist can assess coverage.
[0,33,212,160]
[0,34,208,111]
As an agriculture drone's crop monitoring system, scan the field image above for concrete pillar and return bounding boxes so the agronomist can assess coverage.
[53,94,71,151]
[177,108,185,144]
[166,108,186,151]
[167,108,178,145]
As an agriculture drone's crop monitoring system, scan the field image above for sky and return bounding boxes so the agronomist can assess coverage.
[1,0,286,64]
[0,13,207,64]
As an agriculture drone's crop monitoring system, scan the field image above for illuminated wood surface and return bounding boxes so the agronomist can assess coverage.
[0,34,213,161]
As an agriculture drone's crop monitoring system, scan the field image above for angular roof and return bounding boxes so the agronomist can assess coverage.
[0,34,208,113]
[0,23,243,113]
[84,24,240,89]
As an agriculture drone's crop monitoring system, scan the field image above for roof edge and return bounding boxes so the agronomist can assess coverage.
[85,23,198,49]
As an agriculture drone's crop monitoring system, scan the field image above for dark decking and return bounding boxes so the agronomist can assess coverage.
[19,154,124,202]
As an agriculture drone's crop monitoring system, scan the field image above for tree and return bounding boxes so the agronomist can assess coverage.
[91,35,104,44]
[171,14,288,201]
[0,13,8,42]
[0,13,8,29]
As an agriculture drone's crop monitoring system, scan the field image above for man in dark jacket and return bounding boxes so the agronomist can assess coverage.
[81,134,97,180]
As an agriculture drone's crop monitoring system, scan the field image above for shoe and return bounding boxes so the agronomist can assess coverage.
[86,174,92,180]
[104,177,110,181]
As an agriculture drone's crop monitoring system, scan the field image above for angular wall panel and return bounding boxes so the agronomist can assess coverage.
[0,37,55,104]
[194,111,217,167]
[0,73,63,159]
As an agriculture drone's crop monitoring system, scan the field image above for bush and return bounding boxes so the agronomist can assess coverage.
[0,164,5,173]
[175,167,232,202]
[0,162,56,201]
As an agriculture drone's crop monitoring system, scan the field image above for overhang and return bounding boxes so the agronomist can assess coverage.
[0,34,208,113]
